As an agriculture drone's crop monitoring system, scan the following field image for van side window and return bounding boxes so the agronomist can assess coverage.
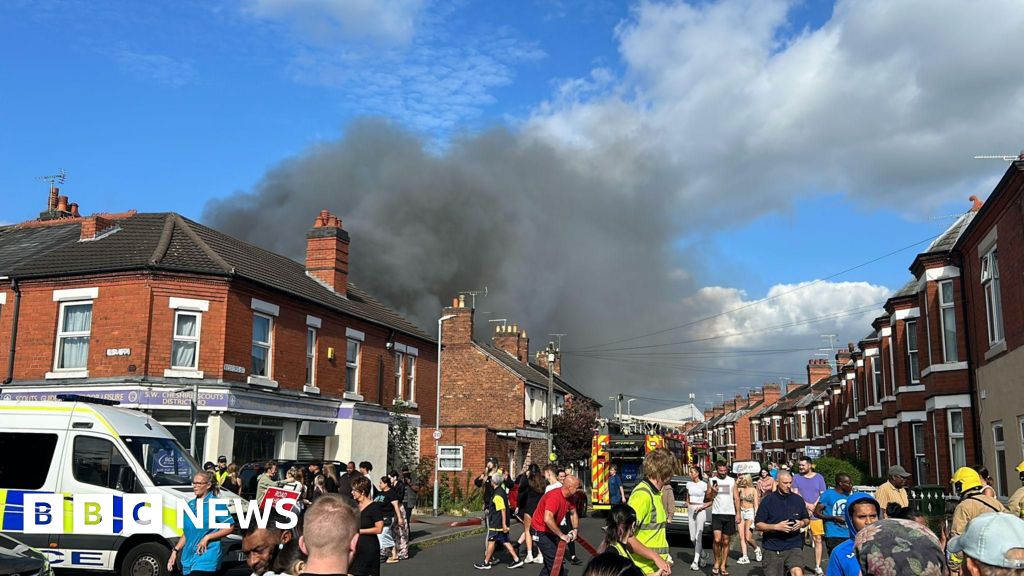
[0,432,58,489]
[73,436,132,490]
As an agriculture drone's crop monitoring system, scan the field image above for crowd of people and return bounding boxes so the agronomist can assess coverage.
[170,452,1024,576]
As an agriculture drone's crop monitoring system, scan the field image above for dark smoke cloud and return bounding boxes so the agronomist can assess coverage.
[202,119,695,410]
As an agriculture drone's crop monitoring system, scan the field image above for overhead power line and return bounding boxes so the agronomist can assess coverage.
[574,233,943,352]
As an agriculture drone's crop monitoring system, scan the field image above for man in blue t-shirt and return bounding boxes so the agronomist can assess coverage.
[825,493,879,576]
[815,473,854,553]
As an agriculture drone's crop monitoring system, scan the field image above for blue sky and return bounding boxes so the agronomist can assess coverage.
[4,0,1023,409]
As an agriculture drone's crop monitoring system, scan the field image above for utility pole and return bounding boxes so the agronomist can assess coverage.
[545,340,558,459]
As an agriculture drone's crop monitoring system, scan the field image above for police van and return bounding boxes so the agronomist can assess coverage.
[0,396,243,576]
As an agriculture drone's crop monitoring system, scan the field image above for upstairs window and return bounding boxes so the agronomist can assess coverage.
[981,248,1004,345]
[948,409,966,473]
[252,313,273,377]
[394,351,404,397]
[871,356,882,403]
[56,302,93,370]
[346,339,360,393]
[939,281,958,362]
[306,327,317,386]
[171,311,201,370]
[906,320,920,383]
[405,355,416,402]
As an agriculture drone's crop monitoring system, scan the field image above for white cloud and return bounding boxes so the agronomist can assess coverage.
[245,0,426,45]
[106,44,195,87]
[526,0,1024,226]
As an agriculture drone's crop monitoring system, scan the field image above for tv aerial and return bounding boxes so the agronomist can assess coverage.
[36,168,67,189]
[458,287,488,309]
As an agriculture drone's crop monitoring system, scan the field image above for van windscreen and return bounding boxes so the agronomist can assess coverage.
[123,436,200,486]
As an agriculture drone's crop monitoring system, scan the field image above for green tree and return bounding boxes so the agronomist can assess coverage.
[550,395,599,464]
[388,401,419,470]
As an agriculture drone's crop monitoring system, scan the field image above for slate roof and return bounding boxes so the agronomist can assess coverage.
[474,343,597,404]
[0,213,433,342]
[925,211,976,254]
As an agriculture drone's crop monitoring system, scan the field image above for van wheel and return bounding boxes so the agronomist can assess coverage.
[121,542,170,576]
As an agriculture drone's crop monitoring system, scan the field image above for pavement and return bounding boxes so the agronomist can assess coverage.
[384,515,835,576]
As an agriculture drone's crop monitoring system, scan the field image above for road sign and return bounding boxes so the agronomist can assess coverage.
[805,446,824,459]
[432,429,442,440]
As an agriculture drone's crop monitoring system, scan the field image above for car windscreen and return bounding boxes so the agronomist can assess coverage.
[122,436,200,486]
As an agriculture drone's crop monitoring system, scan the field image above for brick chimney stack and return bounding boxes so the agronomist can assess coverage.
[761,383,782,404]
[305,210,350,295]
[442,295,474,345]
[807,358,832,386]
[494,324,530,363]
[80,215,115,241]
[534,346,561,376]
[787,382,803,394]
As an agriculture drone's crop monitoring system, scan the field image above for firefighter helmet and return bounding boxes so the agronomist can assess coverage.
[951,467,984,495]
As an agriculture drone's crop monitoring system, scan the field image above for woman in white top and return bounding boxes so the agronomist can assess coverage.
[685,466,711,571]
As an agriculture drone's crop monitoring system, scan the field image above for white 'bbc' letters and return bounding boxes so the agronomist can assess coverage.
[73,494,114,535]
[123,495,163,535]
[23,493,65,534]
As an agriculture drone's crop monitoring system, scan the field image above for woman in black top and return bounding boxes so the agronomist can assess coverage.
[517,463,545,563]
[374,476,403,563]
[351,476,384,576]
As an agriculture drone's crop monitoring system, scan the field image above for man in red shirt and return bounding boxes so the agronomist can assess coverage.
[531,474,581,576]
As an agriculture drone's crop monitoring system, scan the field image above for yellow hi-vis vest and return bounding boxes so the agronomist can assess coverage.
[628,480,669,574]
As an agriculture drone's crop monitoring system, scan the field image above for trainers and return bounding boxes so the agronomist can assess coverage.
[815,568,824,575]
[737,556,750,565]
[508,560,525,569]
[690,562,700,571]
[489,558,500,566]
[474,562,493,570]
[533,555,544,564]
[570,557,583,566]
[754,548,762,563]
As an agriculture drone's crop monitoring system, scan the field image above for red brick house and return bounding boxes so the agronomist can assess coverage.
[431,295,598,482]
[0,191,437,469]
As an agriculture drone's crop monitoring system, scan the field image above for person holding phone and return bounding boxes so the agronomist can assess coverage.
[754,470,809,576]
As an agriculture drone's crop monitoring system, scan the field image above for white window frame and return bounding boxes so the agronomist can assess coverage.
[875,432,887,474]
[912,422,927,483]
[405,354,416,402]
[170,310,202,370]
[345,338,361,394]
[853,375,860,414]
[948,409,966,474]
[993,421,1006,497]
[938,280,958,362]
[871,356,882,405]
[395,351,405,398]
[906,320,920,383]
[52,300,94,373]
[251,313,274,379]
[306,327,317,387]
[799,413,808,439]
[438,446,464,471]
[981,247,1004,346]
[752,423,760,444]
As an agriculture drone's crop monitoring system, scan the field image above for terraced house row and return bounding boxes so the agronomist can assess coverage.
[691,159,1024,494]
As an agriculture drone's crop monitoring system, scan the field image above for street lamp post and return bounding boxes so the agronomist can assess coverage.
[173,383,199,458]
[433,314,456,517]
[626,398,636,416]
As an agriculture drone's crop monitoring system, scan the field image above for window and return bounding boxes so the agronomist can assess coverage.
[948,410,966,473]
[55,302,93,370]
[906,320,920,383]
[0,432,58,489]
[875,432,887,474]
[345,338,360,393]
[913,423,928,483]
[306,327,316,386]
[171,311,201,370]
[752,423,760,443]
[938,281,958,362]
[981,248,1004,345]
[871,356,882,404]
[773,418,780,441]
[394,351,404,397]
[993,422,1007,497]
[438,446,464,471]
[251,313,273,377]
[73,436,135,490]
[405,355,416,402]
[853,377,860,414]
[799,413,808,439]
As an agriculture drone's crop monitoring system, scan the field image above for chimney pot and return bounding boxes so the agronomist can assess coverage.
[57,195,69,212]
[69,203,80,217]
[458,295,466,308]
[48,186,59,211]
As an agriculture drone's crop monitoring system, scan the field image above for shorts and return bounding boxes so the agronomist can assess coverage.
[809,519,825,537]
[488,531,510,544]
[762,548,803,576]
[711,514,737,535]
[741,508,755,522]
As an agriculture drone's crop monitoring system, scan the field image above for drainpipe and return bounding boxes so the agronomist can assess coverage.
[3,278,21,388]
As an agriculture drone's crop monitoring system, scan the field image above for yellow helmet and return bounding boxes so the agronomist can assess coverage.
[1016,460,1024,473]
[951,467,984,495]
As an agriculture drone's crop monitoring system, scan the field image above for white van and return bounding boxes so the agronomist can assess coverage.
[0,397,243,576]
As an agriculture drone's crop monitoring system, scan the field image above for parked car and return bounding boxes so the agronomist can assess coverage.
[0,532,53,576]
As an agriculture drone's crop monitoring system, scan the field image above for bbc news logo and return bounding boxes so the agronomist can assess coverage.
[22,495,299,535]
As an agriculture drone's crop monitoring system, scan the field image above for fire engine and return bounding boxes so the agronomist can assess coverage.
[590,419,688,512]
